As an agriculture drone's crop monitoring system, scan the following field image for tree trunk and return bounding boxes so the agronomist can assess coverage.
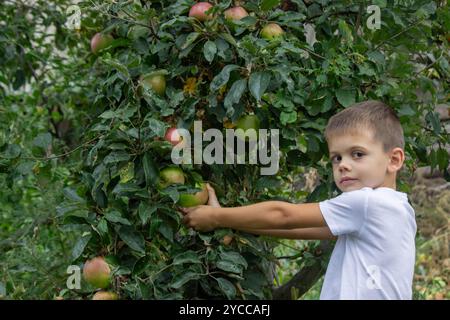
[272,240,334,300]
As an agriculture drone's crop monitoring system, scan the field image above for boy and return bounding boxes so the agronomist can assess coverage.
[180,100,417,300]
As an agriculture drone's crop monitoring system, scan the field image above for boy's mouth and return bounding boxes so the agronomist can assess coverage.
[340,177,358,185]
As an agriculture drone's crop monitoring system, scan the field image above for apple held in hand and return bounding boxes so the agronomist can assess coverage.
[261,23,284,40]
[91,33,114,54]
[83,257,111,289]
[178,182,209,207]
[189,2,213,21]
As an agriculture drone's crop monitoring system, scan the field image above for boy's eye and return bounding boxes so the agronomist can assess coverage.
[331,152,364,163]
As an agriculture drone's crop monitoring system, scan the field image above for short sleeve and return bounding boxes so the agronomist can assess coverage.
[319,188,369,236]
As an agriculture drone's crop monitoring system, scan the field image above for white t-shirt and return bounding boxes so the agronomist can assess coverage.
[318,187,417,300]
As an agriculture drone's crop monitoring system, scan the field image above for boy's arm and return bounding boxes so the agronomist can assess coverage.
[181,201,327,232]
[240,227,337,240]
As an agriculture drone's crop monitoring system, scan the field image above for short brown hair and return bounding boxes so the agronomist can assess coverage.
[324,100,405,153]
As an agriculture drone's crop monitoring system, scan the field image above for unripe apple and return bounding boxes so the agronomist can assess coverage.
[139,73,166,96]
[261,23,284,40]
[222,235,233,246]
[164,127,183,146]
[235,114,260,142]
[189,2,213,21]
[90,33,114,54]
[224,6,248,22]
[83,257,111,289]
[159,167,185,188]
[92,291,119,300]
[178,182,209,207]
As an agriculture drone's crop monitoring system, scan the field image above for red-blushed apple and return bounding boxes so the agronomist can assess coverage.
[261,23,284,40]
[189,2,213,21]
[92,291,119,300]
[159,167,185,188]
[224,6,249,22]
[83,257,111,289]
[178,182,209,207]
[90,33,114,54]
[164,127,183,146]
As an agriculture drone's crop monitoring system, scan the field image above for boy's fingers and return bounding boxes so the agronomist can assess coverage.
[178,207,190,215]
[206,183,216,194]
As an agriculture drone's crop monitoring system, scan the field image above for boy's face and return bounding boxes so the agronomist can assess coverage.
[328,130,394,192]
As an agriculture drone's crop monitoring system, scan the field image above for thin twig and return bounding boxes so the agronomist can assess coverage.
[374,18,425,51]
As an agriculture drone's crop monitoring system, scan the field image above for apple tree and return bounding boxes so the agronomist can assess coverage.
[1,0,449,299]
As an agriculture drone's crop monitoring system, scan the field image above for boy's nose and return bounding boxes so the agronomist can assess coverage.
[338,161,351,172]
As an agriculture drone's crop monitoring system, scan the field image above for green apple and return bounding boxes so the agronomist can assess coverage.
[178,182,209,207]
[159,167,185,188]
[235,114,260,142]
[261,23,284,40]
[92,291,119,300]
[139,72,166,96]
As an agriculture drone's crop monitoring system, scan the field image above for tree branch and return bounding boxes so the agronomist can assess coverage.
[271,240,334,299]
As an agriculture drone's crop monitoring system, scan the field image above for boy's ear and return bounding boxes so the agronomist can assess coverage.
[387,147,405,173]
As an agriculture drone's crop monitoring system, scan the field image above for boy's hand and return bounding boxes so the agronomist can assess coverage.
[180,205,218,232]
[180,183,221,232]
[205,183,221,208]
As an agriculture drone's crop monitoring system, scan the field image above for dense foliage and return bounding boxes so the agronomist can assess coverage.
[1,0,449,299]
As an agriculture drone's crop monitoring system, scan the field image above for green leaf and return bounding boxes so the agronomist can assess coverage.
[170,271,201,289]
[173,251,202,265]
[224,79,247,112]
[210,65,239,92]
[105,210,131,225]
[203,40,217,64]
[112,182,142,195]
[71,232,91,261]
[280,111,297,125]
[181,32,200,50]
[425,111,441,135]
[1,144,21,159]
[117,225,145,253]
[138,202,158,225]
[103,151,130,164]
[335,88,355,107]
[101,58,130,78]
[249,71,271,102]
[0,282,5,297]
[437,148,449,171]
[261,0,281,11]
[147,118,168,137]
[216,278,236,299]
[216,260,243,274]
[143,153,158,187]
[219,251,248,268]
[63,187,85,203]
[220,33,238,48]
[158,220,174,241]
[33,132,52,149]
